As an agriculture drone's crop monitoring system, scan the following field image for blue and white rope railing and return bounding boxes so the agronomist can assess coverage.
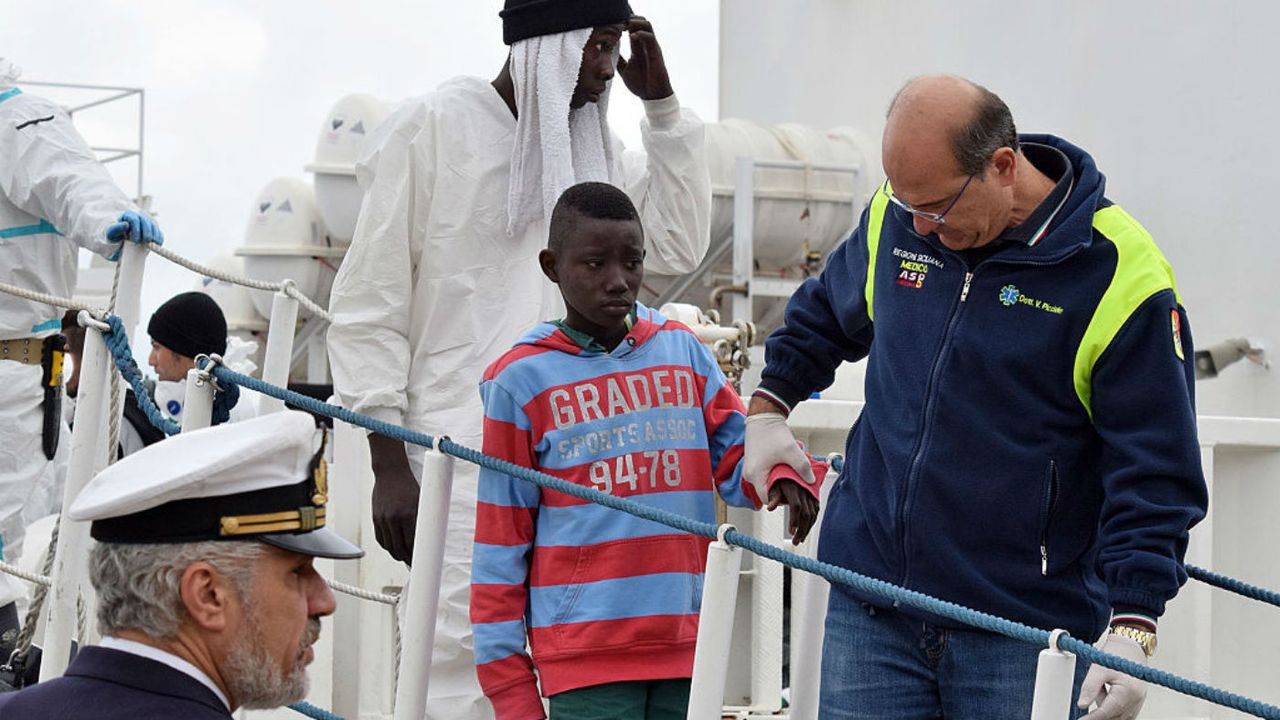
[2,261,1277,719]
[197,361,1280,720]
[821,454,1280,612]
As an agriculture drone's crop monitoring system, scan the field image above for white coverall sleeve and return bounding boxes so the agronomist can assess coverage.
[326,102,433,427]
[0,95,136,259]
[615,94,711,275]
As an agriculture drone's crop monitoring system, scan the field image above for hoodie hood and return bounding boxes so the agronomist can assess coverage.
[516,303,668,358]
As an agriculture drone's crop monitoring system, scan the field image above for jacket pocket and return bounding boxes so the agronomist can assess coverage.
[1038,459,1060,576]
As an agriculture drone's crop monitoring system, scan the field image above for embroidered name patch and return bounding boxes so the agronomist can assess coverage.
[998,285,1064,315]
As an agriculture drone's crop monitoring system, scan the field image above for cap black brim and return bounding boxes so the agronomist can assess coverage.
[260,527,365,559]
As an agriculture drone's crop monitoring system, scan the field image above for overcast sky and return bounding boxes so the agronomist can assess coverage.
[2,0,720,353]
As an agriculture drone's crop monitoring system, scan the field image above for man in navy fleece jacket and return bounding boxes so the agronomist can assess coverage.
[743,75,1207,720]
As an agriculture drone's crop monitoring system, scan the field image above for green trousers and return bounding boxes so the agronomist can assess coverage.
[548,678,692,720]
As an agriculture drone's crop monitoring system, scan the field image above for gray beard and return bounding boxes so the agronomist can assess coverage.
[224,615,321,709]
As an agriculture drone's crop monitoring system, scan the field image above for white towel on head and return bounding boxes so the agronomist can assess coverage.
[507,28,616,236]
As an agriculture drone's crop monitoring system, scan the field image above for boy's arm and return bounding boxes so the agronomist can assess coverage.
[695,341,825,543]
[696,342,825,509]
[472,381,545,720]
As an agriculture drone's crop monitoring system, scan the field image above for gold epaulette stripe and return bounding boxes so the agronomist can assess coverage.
[220,507,326,536]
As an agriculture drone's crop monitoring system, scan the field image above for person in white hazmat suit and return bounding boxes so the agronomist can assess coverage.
[325,0,711,716]
[0,59,162,658]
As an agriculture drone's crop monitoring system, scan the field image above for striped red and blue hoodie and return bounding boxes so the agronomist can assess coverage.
[471,304,777,719]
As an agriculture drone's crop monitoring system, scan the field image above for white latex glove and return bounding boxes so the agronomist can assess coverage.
[1078,634,1148,720]
[222,335,260,376]
[744,412,816,504]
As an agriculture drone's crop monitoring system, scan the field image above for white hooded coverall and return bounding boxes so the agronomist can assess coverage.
[326,75,710,718]
[0,87,133,606]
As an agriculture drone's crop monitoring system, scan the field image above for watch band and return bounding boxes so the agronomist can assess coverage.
[1110,623,1158,657]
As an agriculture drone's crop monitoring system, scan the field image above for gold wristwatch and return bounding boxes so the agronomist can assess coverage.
[1111,624,1158,657]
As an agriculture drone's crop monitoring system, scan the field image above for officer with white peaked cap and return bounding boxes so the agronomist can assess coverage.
[0,410,362,719]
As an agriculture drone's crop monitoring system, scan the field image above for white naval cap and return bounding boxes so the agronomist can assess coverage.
[70,410,362,559]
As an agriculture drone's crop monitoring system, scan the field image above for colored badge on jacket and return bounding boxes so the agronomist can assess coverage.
[1171,309,1185,360]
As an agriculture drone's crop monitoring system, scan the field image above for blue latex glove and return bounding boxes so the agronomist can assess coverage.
[106,210,163,260]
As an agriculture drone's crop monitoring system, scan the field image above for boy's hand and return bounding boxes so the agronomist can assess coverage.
[768,479,820,545]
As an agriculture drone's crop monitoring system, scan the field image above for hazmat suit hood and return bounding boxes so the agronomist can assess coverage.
[0,59,20,90]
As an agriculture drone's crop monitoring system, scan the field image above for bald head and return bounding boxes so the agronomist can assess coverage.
[884,75,1018,180]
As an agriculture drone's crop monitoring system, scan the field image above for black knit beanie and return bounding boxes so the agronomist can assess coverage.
[147,292,228,359]
[500,0,634,45]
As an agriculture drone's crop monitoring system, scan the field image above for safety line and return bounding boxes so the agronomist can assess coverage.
[822,455,1280,611]
[147,244,334,322]
[288,700,346,720]
[326,577,399,607]
[0,560,51,587]
[0,279,104,316]
[208,363,1280,719]
[1187,564,1280,609]
[102,315,180,436]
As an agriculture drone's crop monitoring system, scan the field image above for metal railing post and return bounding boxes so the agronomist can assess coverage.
[392,447,454,720]
[181,367,214,432]
[787,460,836,720]
[39,318,112,681]
[750,508,785,711]
[1030,630,1077,720]
[687,526,744,720]
[42,241,148,680]
[259,287,299,415]
[731,156,755,325]
[329,417,369,718]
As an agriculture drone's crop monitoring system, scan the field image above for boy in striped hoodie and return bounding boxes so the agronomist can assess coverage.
[472,182,823,720]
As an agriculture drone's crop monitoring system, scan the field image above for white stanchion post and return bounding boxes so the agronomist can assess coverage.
[1030,630,1077,720]
[39,319,112,681]
[330,416,368,719]
[687,525,744,720]
[42,240,148,681]
[392,447,454,720]
[181,367,214,432]
[788,460,837,720]
[258,287,299,415]
[751,509,785,711]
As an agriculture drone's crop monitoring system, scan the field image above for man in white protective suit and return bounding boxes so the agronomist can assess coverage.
[0,59,162,659]
[325,0,711,716]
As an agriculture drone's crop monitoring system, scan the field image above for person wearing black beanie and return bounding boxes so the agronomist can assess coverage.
[147,291,228,382]
[326,2,711,718]
[498,0,634,45]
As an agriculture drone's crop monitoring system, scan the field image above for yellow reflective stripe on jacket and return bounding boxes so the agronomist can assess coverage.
[1073,205,1180,419]
[864,184,892,321]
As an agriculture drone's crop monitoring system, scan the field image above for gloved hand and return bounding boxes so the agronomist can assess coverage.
[1078,633,1149,720]
[744,412,816,506]
[106,210,163,260]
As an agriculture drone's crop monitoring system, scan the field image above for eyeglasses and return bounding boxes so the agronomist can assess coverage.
[882,175,975,225]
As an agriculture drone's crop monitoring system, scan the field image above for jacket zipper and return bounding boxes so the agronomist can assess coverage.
[897,270,975,593]
[1040,460,1060,575]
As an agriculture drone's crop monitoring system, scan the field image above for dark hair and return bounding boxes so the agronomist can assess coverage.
[548,181,642,253]
[953,83,1019,176]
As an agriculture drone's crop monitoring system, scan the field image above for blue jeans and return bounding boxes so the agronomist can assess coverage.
[820,590,1088,719]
